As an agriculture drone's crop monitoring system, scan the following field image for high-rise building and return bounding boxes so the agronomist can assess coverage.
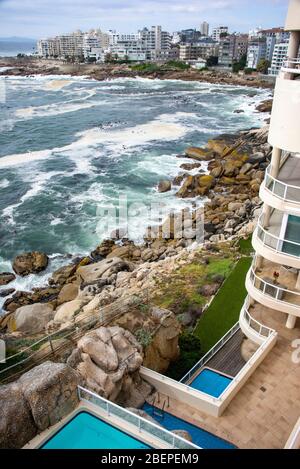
[247,37,267,68]
[212,26,229,42]
[200,22,209,37]
[218,34,248,67]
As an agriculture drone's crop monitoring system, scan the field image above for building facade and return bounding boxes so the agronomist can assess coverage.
[200,22,209,37]
[212,26,229,42]
[247,37,267,68]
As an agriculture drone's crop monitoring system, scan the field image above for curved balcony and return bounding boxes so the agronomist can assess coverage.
[246,264,300,317]
[253,213,300,269]
[239,298,275,346]
[260,161,300,215]
[281,58,300,75]
[268,77,300,154]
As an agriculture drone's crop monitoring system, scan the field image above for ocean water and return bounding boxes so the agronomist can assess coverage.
[0,39,36,57]
[0,74,270,304]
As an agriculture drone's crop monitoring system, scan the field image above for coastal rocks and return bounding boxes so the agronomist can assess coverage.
[7,303,54,334]
[3,287,61,313]
[48,263,77,286]
[0,272,16,286]
[176,175,215,198]
[53,299,83,325]
[180,162,201,171]
[12,251,49,277]
[255,99,273,113]
[91,239,116,260]
[0,381,36,449]
[0,361,80,448]
[74,326,151,406]
[77,257,133,284]
[198,283,219,297]
[0,288,15,298]
[184,147,213,161]
[19,361,80,432]
[57,282,79,305]
[157,180,171,193]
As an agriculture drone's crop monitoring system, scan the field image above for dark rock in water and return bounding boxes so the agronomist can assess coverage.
[256,99,273,113]
[173,173,188,186]
[234,109,245,113]
[0,272,16,286]
[91,239,115,259]
[158,180,171,193]
[180,162,201,171]
[12,252,49,277]
[0,288,15,298]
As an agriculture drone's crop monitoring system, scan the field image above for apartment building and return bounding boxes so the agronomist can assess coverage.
[179,39,218,62]
[268,42,289,75]
[247,37,267,68]
[218,34,248,67]
[212,26,229,42]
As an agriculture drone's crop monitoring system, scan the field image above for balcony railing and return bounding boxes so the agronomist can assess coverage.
[78,386,200,449]
[248,265,300,309]
[240,297,275,339]
[256,215,300,259]
[264,165,300,205]
[282,57,300,74]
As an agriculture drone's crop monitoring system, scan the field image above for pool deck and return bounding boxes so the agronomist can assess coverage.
[151,308,300,449]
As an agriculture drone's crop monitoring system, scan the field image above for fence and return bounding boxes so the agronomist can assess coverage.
[78,385,200,449]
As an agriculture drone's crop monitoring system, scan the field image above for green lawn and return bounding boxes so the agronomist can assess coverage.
[194,257,252,353]
[238,237,254,256]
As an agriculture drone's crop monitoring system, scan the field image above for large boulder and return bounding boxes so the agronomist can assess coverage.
[53,299,83,325]
[12,252,49,277]
[19,362,80,432]
[91,239,116,259]
[0,272,16,286]
[77,257,133,284]
[0,382,36,449]
[57,282,79,305]
[48,263,77,286]
[75,326,151,405]
[158,180,171,193]
[185,147,213,161]
[8,302,54,334]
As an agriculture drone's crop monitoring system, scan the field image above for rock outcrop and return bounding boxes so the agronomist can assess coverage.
[158,180,171,193]
[72,326,152,407]
[7,302,54,334]
[0,361,80,449]
[12,251,49,277]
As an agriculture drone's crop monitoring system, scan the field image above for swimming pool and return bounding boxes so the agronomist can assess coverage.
[189,368,232,398]
[282,215,300,257]
[41,411,151,449]
[142,403,236,449]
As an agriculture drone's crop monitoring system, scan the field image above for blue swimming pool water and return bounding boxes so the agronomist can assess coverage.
[283,215,300,257]
[142,403,236,449]
[190,368,232,398]
[41,411,150,449]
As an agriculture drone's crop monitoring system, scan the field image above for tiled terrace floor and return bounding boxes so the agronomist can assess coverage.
[154,307,300,449]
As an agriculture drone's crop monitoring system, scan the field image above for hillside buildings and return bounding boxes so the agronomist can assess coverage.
[212,26,229,42]
[200,21,210,37]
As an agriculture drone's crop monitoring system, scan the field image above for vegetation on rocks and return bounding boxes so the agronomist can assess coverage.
[165,332,202,381]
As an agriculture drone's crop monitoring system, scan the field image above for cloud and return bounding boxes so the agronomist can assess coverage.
[0,0,290,38]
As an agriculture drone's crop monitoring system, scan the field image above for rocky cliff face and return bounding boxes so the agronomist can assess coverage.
[0,362,81,449]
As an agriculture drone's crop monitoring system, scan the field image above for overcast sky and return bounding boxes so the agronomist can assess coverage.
[0,0,290,39]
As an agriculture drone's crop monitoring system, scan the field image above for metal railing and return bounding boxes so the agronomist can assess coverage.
[248,264,300,308]
[0,293,143,383]
[180,322,240,384]
[282,57,300,73]
[264,165,300,205]
[256,215,300,258]
[239,297,275,339]
[77,386,200,449]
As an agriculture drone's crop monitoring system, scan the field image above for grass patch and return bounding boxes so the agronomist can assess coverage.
[194,257,252,353]
[238,237,253,256]
[153,255,234,315]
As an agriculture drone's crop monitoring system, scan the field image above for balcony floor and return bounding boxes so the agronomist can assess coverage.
[205,329,247,377]
[255,259,300,306]
[152,309,300,449]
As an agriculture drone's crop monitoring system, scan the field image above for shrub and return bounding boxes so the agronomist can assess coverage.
[165,332,202,381]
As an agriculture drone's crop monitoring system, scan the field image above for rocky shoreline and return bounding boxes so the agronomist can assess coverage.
[0,57,275,90]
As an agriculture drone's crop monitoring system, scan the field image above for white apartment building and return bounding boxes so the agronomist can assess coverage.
[200,21,209,37]
[247,37,267,68]
[268,42,289,75]
[212,26,228,42]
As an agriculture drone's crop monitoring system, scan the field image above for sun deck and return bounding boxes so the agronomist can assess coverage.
[150,308,300,449]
